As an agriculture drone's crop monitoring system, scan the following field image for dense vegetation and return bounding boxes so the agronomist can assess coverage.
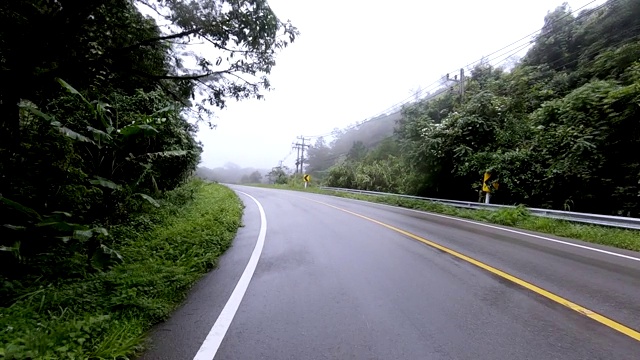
[304,112,400,181]
[1,0,295,357]
[1,181,243,358]
[312,0,640,216]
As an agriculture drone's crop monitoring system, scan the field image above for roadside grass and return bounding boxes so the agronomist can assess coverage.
[0,180,243,359]
[253,184,640,252]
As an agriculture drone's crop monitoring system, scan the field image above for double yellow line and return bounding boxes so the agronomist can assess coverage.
[308,198,640,342]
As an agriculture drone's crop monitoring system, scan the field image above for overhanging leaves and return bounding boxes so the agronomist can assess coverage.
[58,126,94,143]
[144,150,189,159]
[90,177,122,190]
[0,197,42,221]
[136,193,160,207]
[119,124,159,136]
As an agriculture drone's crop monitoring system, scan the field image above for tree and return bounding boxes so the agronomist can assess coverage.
[248,171,263,183]
[0,0,298,149]
[0,0,297,275]
[347,141,368,162]
[305,137,333,177]
[323,0,640,216]
[267,165,289,184]
[523,4,578,70]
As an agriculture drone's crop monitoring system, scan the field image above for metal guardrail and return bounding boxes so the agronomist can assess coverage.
[318,187,640,231]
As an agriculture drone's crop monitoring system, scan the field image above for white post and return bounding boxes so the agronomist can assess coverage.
[485,193,491,204]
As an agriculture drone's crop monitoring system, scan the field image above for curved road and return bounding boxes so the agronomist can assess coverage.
[140,186,640,359]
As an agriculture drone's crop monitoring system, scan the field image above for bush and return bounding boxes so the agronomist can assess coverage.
[0,181,242,359]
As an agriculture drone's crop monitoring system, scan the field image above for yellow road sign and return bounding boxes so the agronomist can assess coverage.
[483,172,498,193]
[303,174,311,182]
[482,172,491,192]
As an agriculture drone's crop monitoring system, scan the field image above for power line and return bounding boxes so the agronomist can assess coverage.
[306,79,446,139]
[459,0,608,74]
[305,0,611,142]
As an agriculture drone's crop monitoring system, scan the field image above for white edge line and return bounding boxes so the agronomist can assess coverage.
[193,191,267,360]
[301,193,640,263]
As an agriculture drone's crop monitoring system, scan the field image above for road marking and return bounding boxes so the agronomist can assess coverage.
[307,198,640,342]
[193,191,267,360]
[311,194,640,263]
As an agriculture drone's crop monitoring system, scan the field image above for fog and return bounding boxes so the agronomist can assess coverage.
[196,163,271,184]
[196,0,607,172]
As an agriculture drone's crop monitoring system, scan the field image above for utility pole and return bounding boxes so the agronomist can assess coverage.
[459,68,465,100]
[296,145,301,173]
[300,136,309,173]
[292,142,301,173]
[292,135,310,174]
[446,68,465,101]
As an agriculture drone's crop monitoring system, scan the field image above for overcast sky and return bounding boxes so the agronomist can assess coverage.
[196,0,606,170]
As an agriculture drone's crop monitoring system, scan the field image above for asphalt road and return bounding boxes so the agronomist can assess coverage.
[140,186,640,360]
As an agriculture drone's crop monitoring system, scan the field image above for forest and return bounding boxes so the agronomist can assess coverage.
[0,1,295,357]
[307,0,640,217]
[0,0,295,275]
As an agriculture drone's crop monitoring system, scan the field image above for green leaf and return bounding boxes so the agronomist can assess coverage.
[136,193,160,207]
[151,105,174,116]
[37,220,86,232]
[91,244,124,270]
[56,78,81,96]
[51,211,73,217]
[19,105,53,122]
[93,227,109,236]
[58,127,94,143]
[56,78,92,110]
[94,101,111,114]
[0,197,41,221]
[145,150,188,159]
[119,124,158,137]
[92,100,114,130]
[87,126,112,142]
[73,229,94,241]
[3,224,26,231]
[90,177,122,190]
[151,175,159,193]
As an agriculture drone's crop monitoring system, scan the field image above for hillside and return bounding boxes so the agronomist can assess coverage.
[324,0,640,216]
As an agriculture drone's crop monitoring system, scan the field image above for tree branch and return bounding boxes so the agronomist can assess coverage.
[157,81,191,108]
[136,69,230,80]
[137,0,174,23]
[200,36,258,55]
[226,72,258,87]
[121,28,203,52]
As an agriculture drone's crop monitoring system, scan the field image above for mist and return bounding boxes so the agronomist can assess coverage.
[195,162,271,184]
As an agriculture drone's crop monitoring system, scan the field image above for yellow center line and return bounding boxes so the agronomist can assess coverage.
[305,197,640,342]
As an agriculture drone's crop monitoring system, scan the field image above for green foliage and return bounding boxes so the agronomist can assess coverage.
[267,165,291,185]
[240,171,264,184]
[0,0,293,356]
[1,81,201,281]
[304,112,401,177]
[0,182,243,359]
[326,0,640,217]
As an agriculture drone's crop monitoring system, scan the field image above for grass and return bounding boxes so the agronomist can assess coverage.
[254,184,640,252]
[0,180,243,359]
